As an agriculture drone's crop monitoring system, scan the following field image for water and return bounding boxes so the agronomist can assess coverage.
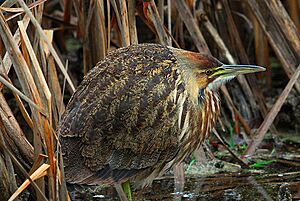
[68,134,300,200]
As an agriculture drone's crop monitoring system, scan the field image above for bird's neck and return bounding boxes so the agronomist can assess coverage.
[198,89,220,140]
[175,88,220,164]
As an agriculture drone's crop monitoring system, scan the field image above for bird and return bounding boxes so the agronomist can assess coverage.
[58,43,264,198]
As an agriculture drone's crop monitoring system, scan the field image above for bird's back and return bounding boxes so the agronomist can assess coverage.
[58,44,202,187]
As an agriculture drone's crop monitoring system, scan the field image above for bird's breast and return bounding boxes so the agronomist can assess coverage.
[172,89,220,164]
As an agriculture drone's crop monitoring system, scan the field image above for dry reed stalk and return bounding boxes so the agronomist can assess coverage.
[174,13,184,48]
[0,91,34,162]
[245,64,300,156]
[202,18,235,63]
[17,15,54,199]
[3,143,18,196]
[212,129,249,168]
[128,0,138,44]
[17,0,75,92]
[0,12,47,126]
[287,0,300,32]
[166,0,172,45]
[143,0,170,45]
[118,0,130,46]
[0,76,45,113]
[222,0,278,134]
[58,151,69,201]
[48,55,65,125]
[3,0,47,21]
[106,0,111,50]
[28,154,47,175]
[0,1,70,199]
[252,14,270,87]
[0,0,17,8]
[110,0,129,46]
[268,0,300,54]
[63,0,72,25]
[96,0,108,57]
[247,0,300,93]
[158,0,164,22]
[82,0,107,74]
[18,21,51,114]
[8,163,50,201]
[0,131,15,201]
[0,128,47,200]
[81,1,99,74]
[0,14,30,75]
[9,83,34,129]
[221,86,253,138]
[174,0,209,53]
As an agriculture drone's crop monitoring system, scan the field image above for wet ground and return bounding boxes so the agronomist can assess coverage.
[68,133,300,201]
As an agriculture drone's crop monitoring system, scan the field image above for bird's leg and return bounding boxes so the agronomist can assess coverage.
[122,180,133,201]
[173,163,185,201]
[114,183,128,201]
[114,181,133,201]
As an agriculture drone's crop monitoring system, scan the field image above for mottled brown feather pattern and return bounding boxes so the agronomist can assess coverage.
[58,43,221,187]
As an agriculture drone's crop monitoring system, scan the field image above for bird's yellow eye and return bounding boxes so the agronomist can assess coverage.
[205,69,213,76]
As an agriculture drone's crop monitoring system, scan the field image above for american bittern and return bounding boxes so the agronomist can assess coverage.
[58,43,264,198]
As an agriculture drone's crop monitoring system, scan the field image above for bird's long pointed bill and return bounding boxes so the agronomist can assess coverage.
[221,64,266,76]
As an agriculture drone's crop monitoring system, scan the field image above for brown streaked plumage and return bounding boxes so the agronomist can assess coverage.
[58,43,264,188]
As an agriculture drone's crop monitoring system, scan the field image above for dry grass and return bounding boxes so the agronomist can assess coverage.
[0,0,299,200]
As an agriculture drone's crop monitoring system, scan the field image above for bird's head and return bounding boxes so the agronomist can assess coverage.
[172,48,265,92]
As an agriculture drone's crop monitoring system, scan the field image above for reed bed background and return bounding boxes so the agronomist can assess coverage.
[0,0,299,200]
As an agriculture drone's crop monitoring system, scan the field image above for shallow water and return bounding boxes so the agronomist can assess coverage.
[68,163,300,200]
[68,134,300,200]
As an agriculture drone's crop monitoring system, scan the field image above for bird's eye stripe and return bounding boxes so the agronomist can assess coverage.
[205,67,219,77]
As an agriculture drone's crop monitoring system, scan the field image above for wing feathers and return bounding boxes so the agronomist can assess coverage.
[59,44,185,185]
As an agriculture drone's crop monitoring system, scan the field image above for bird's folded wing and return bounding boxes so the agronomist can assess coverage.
[58,44,184,184]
